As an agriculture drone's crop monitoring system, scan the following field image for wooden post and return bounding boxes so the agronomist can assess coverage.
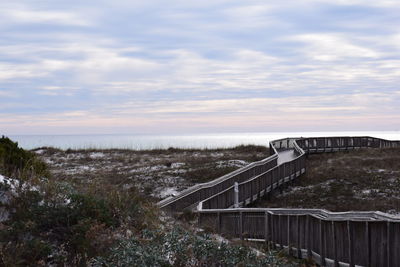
[297,215,301,258]
[265,211,269,247]
[239,211,243,240]
[347,221,354,267]
[332,221,339,267]
[366,221,371,267]
[217,212,221,233]
[287,215,291,256]
[387,222,391,267]
[271,213,275,249]
[234,182,239,208]
[250,180,253,202]
[306,215,312,259]
[278,215,282,248]
[319,220,326,266]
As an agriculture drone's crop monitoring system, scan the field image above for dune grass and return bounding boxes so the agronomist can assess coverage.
[256,148,400,213]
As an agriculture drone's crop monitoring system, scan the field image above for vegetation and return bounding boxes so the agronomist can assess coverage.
[34,145,268,199]
[0,137,293,266]
[256,148,400,213]
[0,136,48,180]
[93,227,295,267]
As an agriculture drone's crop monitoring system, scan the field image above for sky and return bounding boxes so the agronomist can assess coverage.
[0,0,399,135]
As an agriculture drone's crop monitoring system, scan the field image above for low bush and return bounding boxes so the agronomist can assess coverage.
[0,137,292,266]
[0,136,48,180]
[0,137,158,265]
[93,227,294,267]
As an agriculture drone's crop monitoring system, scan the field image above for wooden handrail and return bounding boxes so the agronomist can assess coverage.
[194,136,400,266]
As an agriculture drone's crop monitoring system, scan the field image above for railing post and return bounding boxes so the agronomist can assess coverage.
[278,214,282,248]
[239,211,244,240]
[217,212,221,234]
[332,221,339,267]
[296,215,301,258]
[387,221,391,267]
[250,179,253,202]
[265,211,269,247]
[287,215,291,256]
[366,221,371,267]
[306,215,312,259]
[234,182,239,208]
[319,220,326,266]
[271,213,275,249]
[347,220,354,267]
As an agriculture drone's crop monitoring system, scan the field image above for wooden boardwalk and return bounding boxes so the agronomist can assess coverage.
[158,136,400,266]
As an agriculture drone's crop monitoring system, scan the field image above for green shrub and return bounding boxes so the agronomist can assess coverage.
[0,136,48,180]
[93,228,295,267]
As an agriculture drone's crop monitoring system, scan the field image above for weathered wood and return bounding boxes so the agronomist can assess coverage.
[347,220,354,267]
[278,215,282,247]
[386,221,390,267]
[287,215,291,256]
[217,212,221,233]
[296,215,301,258]
[271,213,275,249]
[320,220,326,266]
[366,221,370,267]
[264,211,269,245]
[189,136,400,266]
[239,211,243,240]
[306,215,312,259]
[332,221,339,267]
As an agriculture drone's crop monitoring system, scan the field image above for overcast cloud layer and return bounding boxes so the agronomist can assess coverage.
[1,0,399,134]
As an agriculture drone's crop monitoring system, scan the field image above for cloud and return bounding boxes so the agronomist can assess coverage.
[0,90,18,98]
[288,34,380,61]
[0,0,399,134]
[5,9,92,26]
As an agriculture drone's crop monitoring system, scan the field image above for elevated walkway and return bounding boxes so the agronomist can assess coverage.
[277,149,297,164]
[159,136,400,267]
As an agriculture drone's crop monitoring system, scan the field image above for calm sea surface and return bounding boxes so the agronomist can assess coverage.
[8,131,400,150]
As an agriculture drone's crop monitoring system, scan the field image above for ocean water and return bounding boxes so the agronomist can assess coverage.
[8,131,400,150]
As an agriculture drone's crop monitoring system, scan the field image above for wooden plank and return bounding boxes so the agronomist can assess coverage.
[320,219,326,266]
[287,215,291,256]
[332,221,339,267]
[366,221,370,267]
[217,212,221,233]
[265,211,269,246]
[387,222,390,267]
[278,214,282,247]
[306,215,312,259]
[239,211,243,240]
[347,220,354,267]
[271,213,275,249]
[297,215,301,258]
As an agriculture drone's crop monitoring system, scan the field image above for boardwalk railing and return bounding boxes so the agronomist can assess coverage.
[198,208,400,267]
[199,138,305,210]
[158,145,278,212]
[194,136,400,267]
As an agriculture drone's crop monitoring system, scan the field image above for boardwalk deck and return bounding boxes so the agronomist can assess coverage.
[277,149,297,164]
[158,136,400,266]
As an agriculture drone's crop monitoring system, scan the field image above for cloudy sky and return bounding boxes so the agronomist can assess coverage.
[1,0,399,135]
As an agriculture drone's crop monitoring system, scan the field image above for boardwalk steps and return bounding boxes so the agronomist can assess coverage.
[158,136,400,266]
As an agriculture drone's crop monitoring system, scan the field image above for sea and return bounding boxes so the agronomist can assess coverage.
[6,131,400,150]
